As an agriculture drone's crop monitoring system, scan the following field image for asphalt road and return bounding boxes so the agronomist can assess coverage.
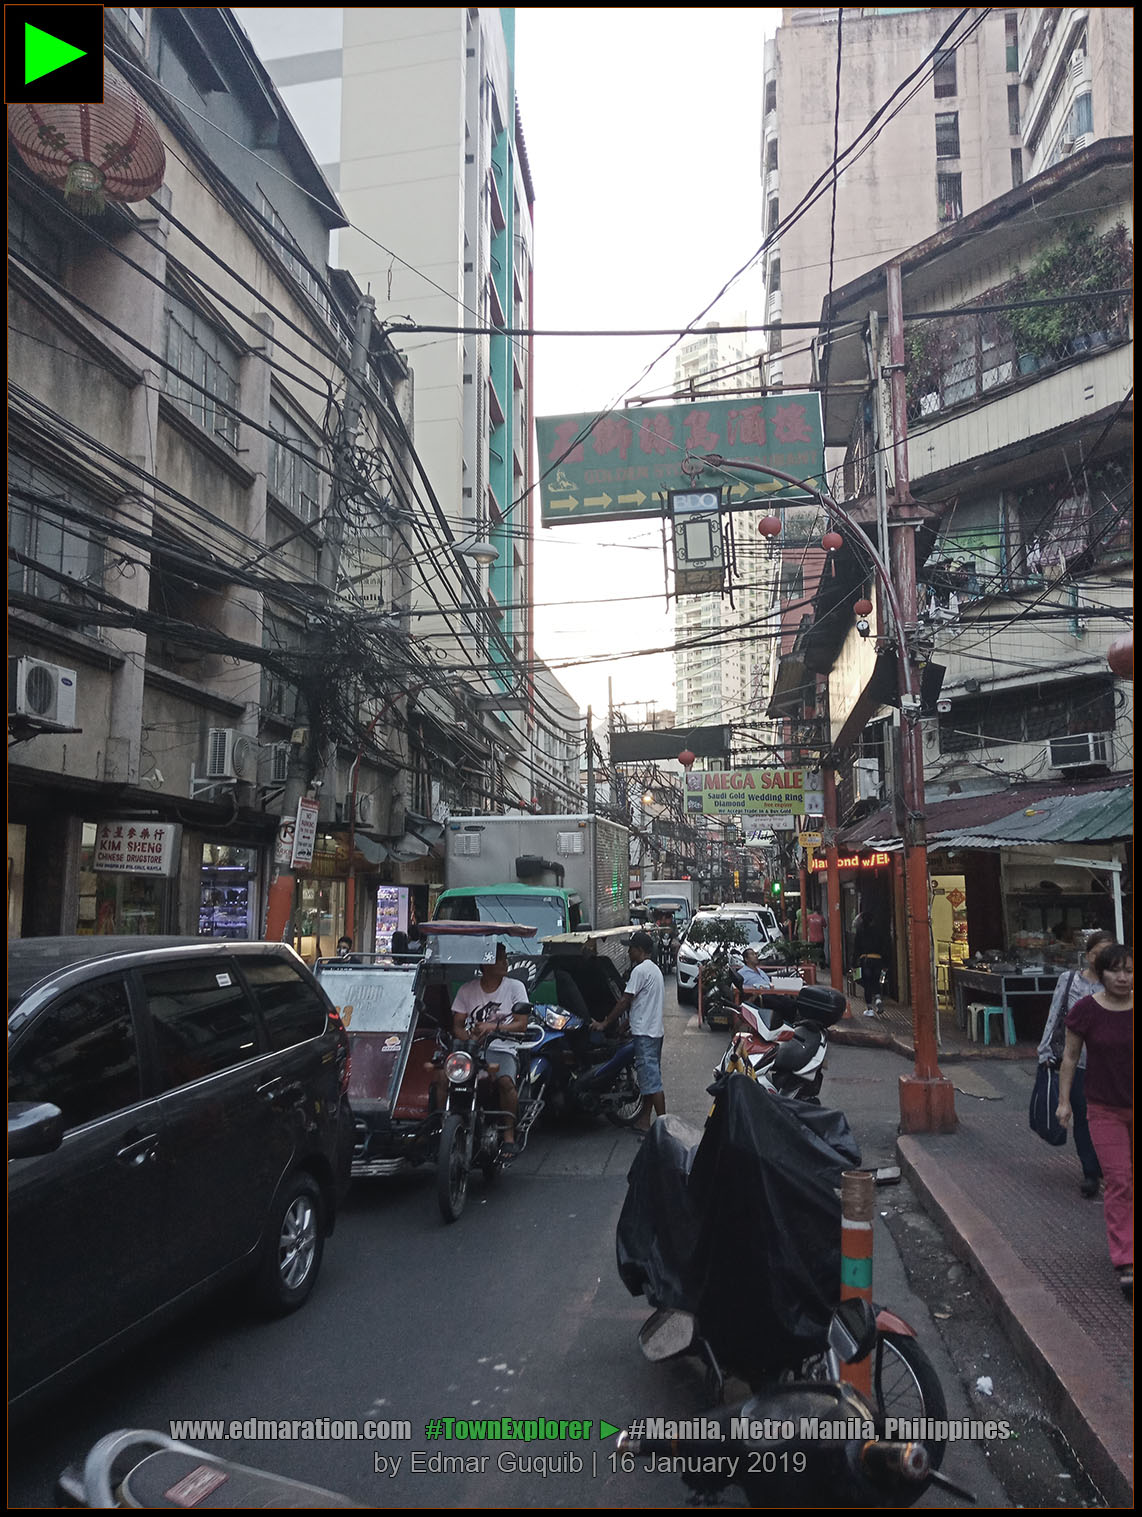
[7,982,1094,1508]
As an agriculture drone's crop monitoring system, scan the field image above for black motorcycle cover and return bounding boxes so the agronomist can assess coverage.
[616,1075,861,1378]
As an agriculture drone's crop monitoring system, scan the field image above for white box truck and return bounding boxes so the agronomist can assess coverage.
[435,813,631,937]
[638,879,697,928]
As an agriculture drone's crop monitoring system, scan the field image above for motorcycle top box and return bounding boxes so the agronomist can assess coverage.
[791,983,848,1026]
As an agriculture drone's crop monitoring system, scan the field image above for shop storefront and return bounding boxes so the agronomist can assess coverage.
[80,820,181,935]
[198,844,261,938]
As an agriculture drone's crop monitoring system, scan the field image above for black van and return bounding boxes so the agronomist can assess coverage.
[7,938,352,1414]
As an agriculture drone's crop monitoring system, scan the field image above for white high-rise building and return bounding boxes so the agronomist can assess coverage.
[671,320,770,758]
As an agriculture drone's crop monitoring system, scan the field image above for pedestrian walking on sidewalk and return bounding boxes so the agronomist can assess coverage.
[1057,941,1134,1301]
[1038,929,1114,1198]
[853,910,892,1007]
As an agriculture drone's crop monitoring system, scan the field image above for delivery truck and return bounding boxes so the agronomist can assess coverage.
[434,812,631,938]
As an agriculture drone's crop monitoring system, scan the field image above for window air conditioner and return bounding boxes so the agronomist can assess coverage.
[1071,132,1093,151]
[8,657,78,728]
[1069,50,1091,87]
[206,727,254,780]
[852,758,881,803]
[1047,733,1111,769]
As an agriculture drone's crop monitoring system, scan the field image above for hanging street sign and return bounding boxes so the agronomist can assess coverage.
[536,394,825,525]
[685,769,824,817]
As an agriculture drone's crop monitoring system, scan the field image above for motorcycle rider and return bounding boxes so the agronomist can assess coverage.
[450,943,532,1157]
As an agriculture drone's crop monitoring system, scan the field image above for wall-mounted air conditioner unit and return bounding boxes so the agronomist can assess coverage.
[1069,49,1092,87]
[353,793,374,826]
[852,758,881,803]
[8,657,78,728]
[1071,131,1093,152]
[1047,733,1111,769]
[206,727,255,780]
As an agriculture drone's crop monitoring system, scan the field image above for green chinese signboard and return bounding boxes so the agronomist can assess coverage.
[685,768,825,817]
[536,394,825,525]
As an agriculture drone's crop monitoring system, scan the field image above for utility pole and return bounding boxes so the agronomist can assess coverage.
[697,426,956,1133]
[266,295,376,943]
[585,705,596,813]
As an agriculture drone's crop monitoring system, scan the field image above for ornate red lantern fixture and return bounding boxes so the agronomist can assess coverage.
[758,516,782,538]
[1107,635,1133,680]
[677,749,696,771]
[822,531,844,552]
[853,598,874,618]
[7,74,166,215]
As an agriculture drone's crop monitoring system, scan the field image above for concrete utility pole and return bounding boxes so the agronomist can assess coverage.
[265,295,376,944]
[585,705,596,813]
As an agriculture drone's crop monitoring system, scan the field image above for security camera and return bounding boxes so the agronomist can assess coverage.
[310,779,324,790]
[856,618,871,638]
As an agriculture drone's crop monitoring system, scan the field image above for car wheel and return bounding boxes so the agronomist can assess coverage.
[253,1172,325,1316]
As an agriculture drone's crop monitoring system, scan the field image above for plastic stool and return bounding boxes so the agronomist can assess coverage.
[967,1002,1016,1046]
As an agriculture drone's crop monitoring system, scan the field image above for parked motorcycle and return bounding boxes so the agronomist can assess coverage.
[714,982,846,1102]
[58,1428,363,1508]
[525,1003,644,1127]
[621,1297,972,1508]
[616,1074,948,1456]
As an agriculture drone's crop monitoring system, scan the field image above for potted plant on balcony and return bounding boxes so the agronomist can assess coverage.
[1007,221,1133,371]
[905,322,954,417]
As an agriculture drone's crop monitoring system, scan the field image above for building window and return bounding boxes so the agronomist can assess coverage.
[933,50,957,98]
[766,198,779,238]
[163,290,241,447]
[935,112,960,158]
[767,257,781,294]
[1004,13,1019,72]
[7,195,64,279]
[765,137,778,173]
[936,172,963,223]
[8,455,104,611]
[1007,84,1020,136]
[267,401,322,522]
[1010,148,1024,188]
[764,79,777,115]
[1069,92,1094,139]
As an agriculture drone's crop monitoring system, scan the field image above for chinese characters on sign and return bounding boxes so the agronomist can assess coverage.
[94,822,181,876]
[536,394,826,525]
[685,769,825,817]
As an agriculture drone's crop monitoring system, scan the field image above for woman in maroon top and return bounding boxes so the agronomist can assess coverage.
[1057,942,1133,1300]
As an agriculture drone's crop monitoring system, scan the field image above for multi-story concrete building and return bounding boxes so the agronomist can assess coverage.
[762,6,1133,391]
[234,8,577,809]
[670,320,772,757]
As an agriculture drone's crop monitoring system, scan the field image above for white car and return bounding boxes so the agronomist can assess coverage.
[675,909,782,1006]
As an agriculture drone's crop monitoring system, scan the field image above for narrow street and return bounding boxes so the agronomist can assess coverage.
[7,981,1104,1509]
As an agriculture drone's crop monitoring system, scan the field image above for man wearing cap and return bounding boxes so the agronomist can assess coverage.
[450,942,532,1156]
[593,930,666,1134]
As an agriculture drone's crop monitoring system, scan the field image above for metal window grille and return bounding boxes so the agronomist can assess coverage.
[268,403,321,522]
[163,295,240,447]
[933,50,957,98]
[936,173,963,223]
[935,113,960,158]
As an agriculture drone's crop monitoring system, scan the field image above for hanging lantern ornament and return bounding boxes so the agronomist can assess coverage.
[1106,635,1133,680]
[758,515,783,538]
[822,531,844,552]
[7,74,166,216]
[853,598,874,618]
[677,749,696,771]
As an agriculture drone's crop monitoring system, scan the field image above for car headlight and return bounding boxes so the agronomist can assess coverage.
[542,1007,571,1031]
[445,1050,475,1084]
[677,950,699,966]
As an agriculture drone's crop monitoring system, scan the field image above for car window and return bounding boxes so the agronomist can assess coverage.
[142,960,260,1090]
[240,957,327,1050]
[8,977,141,1129]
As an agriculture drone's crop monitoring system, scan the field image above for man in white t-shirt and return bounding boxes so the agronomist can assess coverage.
[450,943,532,1155]
[592,931,665,1134]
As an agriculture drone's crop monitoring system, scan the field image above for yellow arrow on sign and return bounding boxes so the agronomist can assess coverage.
[548,497,579,511]
[584,492,614,510]
[617,489,648,509]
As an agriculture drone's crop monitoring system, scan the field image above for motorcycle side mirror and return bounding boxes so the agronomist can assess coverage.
[827,1297,879,1363]
[637,1307,698,1362]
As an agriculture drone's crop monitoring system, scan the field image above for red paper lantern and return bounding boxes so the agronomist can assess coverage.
[854,598,874,617]
[1107,635,1133,680]
[758,516,782,538]
[822,531,844,551]
[677,749,696,770]
[7,75,166,215]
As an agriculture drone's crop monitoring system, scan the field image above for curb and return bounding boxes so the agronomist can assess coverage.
[898,1135,1134,1506]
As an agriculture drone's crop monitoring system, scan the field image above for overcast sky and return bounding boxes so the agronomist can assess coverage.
[515,8,781,721]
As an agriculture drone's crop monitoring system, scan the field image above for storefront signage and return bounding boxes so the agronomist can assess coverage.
[799,831,824,851]
[808,851,892,873]
[94,821,181,876]
[686,769,824,817]
[291,797,320,867]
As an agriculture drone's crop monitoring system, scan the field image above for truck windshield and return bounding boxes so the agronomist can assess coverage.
[644,898,688,916]
[435,893,566,941]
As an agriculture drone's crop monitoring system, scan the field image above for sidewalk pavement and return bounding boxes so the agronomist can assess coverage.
[832,991,1134,1506]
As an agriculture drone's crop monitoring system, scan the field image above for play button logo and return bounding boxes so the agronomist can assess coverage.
[5,6,105,103]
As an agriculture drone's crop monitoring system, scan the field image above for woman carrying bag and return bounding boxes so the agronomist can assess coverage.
[1037,929,1114,1196]
[1057,941,1134,1301]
